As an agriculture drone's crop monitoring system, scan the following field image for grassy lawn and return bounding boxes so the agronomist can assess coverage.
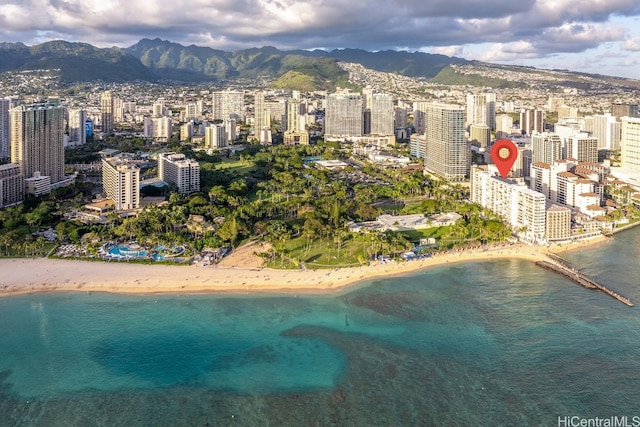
[398,226,451,243]
[215,158,256,175]
[265,234,369,269]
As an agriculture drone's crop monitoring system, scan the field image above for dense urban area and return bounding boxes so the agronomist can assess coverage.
[1,59,640,269]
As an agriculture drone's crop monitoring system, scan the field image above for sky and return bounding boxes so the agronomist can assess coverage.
[1,0,640,79]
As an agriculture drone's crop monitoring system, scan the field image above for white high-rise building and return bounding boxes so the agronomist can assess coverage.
[67,109,87,147]
[325,93,363,139]
[593,113,621,150]
[621,116,640,170]
[485,93,496,130]
[495,114,514,138]
[158,152,200,194]
[520,109,544,135]
[370,94,394,136]
[185,103,198,121]
[471,165,546,243]
[424,103,468,181]
[532,132,563,164]
[0,98,10,159]
[466,94,486,128]
[144,116,173,141]
[253,91,268,139]
[212,91,244,121]
[102,157,139,211]
[10,104,65,185]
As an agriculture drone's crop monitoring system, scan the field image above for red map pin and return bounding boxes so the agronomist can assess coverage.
[490,139,518,179]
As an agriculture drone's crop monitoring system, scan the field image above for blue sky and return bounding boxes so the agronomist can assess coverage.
[1,0,640,79]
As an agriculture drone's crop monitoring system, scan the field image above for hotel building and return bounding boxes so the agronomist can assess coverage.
[0,163,24,207]
[158,152,200,195]
[471,165,546,243]
[102,157,140,211]
[621,116,640,170]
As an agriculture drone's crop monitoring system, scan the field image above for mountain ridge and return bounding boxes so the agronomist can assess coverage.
[1,38,638,91]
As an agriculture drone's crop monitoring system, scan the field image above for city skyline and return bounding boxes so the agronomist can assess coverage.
[0,1,640,79]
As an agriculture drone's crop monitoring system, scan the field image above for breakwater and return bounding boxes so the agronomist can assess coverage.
[536,260,634,307]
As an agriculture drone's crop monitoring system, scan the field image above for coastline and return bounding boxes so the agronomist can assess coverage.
[0,235,610,298]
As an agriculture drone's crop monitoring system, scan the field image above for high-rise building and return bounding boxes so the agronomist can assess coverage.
[621,116,640,170]
[471,165,546,243]
[0,98,10,159]
[567,135,598,163]
[413,101,428,134]
[466,94,486,128]
[212,90,244,121]
[612,103,639,120]
[253,91,268,139]
[532,132,562,164]
[324,93,363,139]
[10,104,65,185]
[284,99,309,145]
[370,94,394,135]
[547,97,565,112]
[424,103,468,181]
[592,113,621,150]
[158,152,200,194]
[470,124,491,148]
[100,91,114,133]
[410,133,426,159]
[0,163,24,208]
[185,103,198,121]
[102,157,140,211]
[485,93,496,130]
[67,109,87,147]
[520,109,544,135]
[546,205,572,242]
[205,124,227,148]
[153,98,166,117]
[362,86,374,112]
[495,114,514,139]
[394,106,408,130]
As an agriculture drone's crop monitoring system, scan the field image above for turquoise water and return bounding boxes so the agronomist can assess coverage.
[1,230,640,425]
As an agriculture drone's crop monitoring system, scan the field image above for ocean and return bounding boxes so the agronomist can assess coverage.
[1,228,639,426]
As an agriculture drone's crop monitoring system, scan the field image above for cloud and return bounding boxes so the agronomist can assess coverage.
[622,36,640,51]
[0,0,636,61]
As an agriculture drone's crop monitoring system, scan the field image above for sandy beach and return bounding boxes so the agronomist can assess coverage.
[0,236,611,297]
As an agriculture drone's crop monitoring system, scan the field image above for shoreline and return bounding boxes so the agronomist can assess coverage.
[0,235,610,298]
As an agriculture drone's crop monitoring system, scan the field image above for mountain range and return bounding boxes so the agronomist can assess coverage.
[0,38,637,91]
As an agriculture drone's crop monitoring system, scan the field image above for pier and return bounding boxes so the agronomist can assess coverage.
[536,260,634,307]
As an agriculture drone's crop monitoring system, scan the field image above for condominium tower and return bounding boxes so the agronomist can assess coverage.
[0,98,10,159]
[101,91,114,134]
[424,103,468,181]
[10,104,65,184]
[324,94,363,139]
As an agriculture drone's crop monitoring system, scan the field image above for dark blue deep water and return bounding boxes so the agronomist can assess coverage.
[1,228,639,426]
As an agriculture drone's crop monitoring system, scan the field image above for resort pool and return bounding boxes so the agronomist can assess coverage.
[106,245,149,259]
